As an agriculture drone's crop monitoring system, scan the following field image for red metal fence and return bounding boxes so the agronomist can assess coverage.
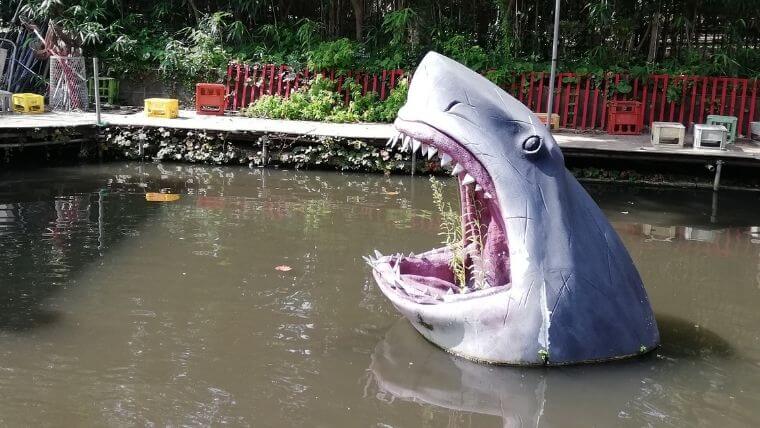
[225,62,405,112]
[506,72,760,137]
[226,63,759,137]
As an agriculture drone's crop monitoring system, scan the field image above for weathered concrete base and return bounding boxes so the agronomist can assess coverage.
[3,110,760,164]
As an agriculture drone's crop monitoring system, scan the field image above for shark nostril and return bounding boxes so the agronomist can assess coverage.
[522,136,543,155]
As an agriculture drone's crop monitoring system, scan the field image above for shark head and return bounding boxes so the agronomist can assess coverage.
[367,52,659,365]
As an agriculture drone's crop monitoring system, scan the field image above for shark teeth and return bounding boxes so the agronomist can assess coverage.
[390,130,489,196]
[402,136,411,151]
[387,132,401,148]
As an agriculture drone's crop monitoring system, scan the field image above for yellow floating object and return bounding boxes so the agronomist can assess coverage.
[144,98,179,118]
[145,192,180,202]
[12,93,44,114]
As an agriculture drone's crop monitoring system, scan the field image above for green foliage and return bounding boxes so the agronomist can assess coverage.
[159,13,233,88]
[438,34,489,71]
[242,76,408,124]
[429,176,466,290]
[307,38,360,72]
[429,177,489,292]
[8,0,757,101]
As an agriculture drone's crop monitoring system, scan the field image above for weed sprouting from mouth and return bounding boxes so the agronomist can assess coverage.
[429,176,488,292]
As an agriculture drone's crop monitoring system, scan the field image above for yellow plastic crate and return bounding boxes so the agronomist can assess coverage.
[144,98,179,118]
[535,113,560,129]
[12,93,44,114]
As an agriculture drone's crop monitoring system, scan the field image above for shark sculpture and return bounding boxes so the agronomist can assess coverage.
[366,52,659,365]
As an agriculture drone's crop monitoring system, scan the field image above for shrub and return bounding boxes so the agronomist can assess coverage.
[241,76,408,124]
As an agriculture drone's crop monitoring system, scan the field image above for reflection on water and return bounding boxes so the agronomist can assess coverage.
[0,163,759,426]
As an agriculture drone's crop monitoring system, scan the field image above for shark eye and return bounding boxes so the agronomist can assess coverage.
[522,136,543,155]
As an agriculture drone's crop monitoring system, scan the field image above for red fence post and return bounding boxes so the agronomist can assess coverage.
[571,77,581,129]
[536,72,545,113]
[668,76,677,122]
[527,73,535,110]
[591,77,600,129]
[241,64,250,108]
[729,78,738,118]
[640,77,649,128]
[233,63,241,111]
[700,76,708,124]
[601,74,610,130]
[380,70,388,100]
[738,79,748,135]
[562,75,571,128]
[688,76,698,127]
[659,75,669,122]
[720,77,728,115]
[709,77,718,116]
[554,74,562,117]
[225,63,233,111]
[747,79,758,136]
[581,77,591,129]
[677,76,687,124]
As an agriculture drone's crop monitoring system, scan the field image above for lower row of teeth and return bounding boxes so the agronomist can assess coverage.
[386,131,492,199]
[363,250,451,299]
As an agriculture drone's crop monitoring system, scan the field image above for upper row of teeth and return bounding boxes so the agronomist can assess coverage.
[386,132,493,199]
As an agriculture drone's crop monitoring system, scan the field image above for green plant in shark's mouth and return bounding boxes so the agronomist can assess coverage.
[429,177,488,292]
[463,190,488,291]
[430,176,465,290]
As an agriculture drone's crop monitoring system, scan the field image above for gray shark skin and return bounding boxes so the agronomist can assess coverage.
[366,52,659,365]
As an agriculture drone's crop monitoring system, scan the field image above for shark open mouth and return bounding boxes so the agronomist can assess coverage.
[364,52,658,365]
[367,118,511,304]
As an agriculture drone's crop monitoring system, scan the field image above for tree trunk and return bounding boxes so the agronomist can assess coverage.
[278,0,291,22]
[186,0,201,25]
[350,0,364,42]
[647,12,661,62]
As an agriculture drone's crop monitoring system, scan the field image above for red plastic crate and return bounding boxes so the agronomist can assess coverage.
[195,83,226,116]
[606,101,643,135]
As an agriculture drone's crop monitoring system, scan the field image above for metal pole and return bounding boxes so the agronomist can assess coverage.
[712,160,723,192]
[93,57,102,126]
[710,190,718,224]
[545,0,561,129]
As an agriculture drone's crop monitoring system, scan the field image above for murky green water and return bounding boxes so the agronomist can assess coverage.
[1,163,759,427]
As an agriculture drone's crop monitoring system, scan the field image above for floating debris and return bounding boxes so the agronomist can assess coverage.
[145,193,180,202]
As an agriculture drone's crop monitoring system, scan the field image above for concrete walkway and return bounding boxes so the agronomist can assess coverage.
[0,110,391,140]
[2,110,760,164]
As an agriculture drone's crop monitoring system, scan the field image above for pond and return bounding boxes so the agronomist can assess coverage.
[0,163,759,427]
